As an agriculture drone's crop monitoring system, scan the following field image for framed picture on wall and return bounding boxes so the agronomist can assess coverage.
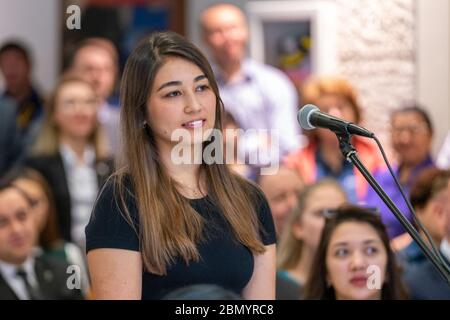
[247,0,337,88]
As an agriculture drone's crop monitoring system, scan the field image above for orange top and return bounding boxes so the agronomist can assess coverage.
[283,136,384,200]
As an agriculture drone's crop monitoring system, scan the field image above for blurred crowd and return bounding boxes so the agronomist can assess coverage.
[0,3,449,300]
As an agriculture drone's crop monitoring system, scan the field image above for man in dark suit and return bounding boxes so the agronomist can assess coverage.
[0,97,23,177]
[0,181,83,300]
[0,42,44,139]
[398,168,450,299]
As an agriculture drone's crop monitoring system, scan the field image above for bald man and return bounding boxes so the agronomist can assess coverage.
[200,4,301,170]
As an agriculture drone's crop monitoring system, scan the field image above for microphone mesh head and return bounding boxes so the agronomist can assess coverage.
[298,104,319,130]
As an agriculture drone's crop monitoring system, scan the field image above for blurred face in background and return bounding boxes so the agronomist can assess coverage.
[391,111,432,167]
[53,81,98,143]
[259,168,303,235]
[315,94,358,147]
[13,179,49,232]
[326,221,388,300]
[201,4,248,67]
[0,188,37,265]
[0,49,30,96]
[292,185,347,252]
[419,181,450,245]
[72,45,116,102]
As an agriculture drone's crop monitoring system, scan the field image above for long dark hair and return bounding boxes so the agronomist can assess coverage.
[303,205,408,300]
[113,31,265,275]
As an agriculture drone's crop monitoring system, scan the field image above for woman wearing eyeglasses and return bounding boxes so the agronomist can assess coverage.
[303,205,408,300]
[26,75,114,250]
[365,105,435,242]
[276,179,348,299]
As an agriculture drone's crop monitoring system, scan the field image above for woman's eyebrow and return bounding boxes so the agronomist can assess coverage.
[157,81,182,92]
[157,75,207,92]
[330,241,348,249]
[194,74,207,82]
[331,239,380,249]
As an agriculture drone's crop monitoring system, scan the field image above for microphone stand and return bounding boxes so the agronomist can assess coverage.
[336,132,450,284]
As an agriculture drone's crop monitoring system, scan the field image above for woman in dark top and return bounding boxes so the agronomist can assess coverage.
[85,31,277,300]
[26,74,113,248]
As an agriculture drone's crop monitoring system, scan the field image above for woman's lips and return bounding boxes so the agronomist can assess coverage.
[72,117,93,126]
[182,119,206,129]
[349,276,368,287]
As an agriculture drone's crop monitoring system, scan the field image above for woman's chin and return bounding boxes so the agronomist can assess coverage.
[338,288,381,300]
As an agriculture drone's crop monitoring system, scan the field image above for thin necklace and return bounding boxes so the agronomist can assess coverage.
[173,178,203,198]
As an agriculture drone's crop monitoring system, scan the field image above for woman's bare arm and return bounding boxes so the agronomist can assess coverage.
[242,244,276,300]
[87,248,142,299]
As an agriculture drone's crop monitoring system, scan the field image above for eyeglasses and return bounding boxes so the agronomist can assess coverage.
[391,125,428,136]
[59,98,98,112]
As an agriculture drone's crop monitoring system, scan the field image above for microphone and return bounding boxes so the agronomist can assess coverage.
[298,104,374,138]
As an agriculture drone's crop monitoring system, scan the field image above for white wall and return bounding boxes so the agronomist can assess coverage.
[0,0,60,95]
[417,0,450,155]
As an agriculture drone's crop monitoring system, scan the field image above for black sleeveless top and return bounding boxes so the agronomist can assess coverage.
[85,178,276,300]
